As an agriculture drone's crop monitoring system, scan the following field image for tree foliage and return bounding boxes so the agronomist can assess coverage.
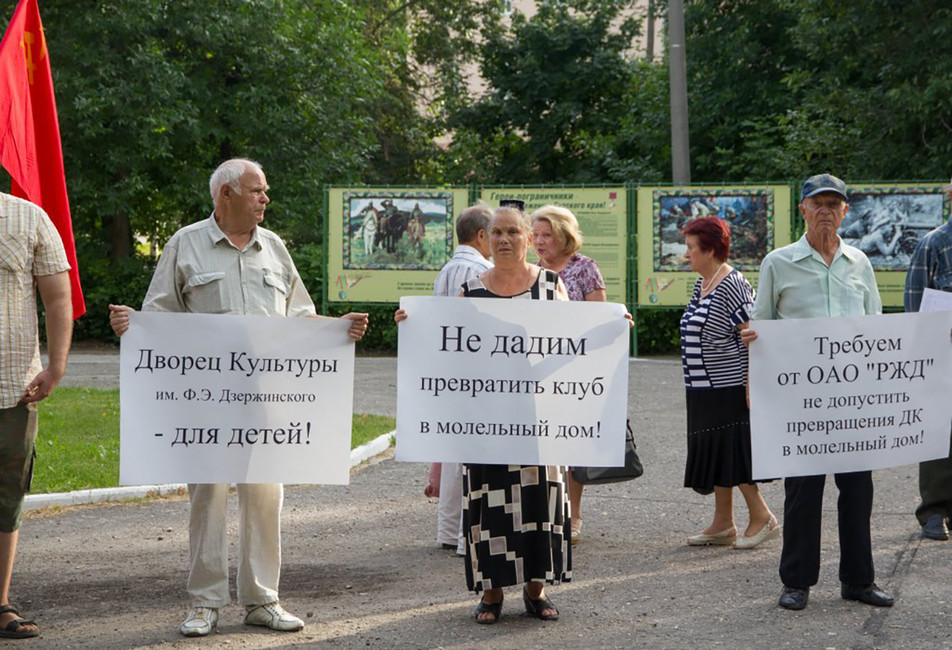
[684,0,952,181]
[34,0,387,260]
[445,0,646,184]
[5,0,951,351]
[682,0,799,180]
[788,0,952,180]
[349,0,505,184]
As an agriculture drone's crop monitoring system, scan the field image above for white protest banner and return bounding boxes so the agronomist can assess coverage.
[395,296,630,466]
[749,310,952,479]
[120,312,355,485]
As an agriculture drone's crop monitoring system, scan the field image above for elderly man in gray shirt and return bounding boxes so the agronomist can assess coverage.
[109,159,368,637]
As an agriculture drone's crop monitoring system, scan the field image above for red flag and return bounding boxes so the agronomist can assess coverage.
[0,0,85,318]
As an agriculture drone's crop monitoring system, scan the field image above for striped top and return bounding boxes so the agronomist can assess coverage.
[433,244,493,297]
[680,269,753,389]
[0,193,71,408]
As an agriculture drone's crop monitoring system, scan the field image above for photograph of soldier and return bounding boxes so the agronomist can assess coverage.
[343,193,453,270]
[655,191,772,271]
[838,189,947,271]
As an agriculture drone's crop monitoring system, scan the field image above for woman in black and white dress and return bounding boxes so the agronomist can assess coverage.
[395,203,571,624]
[680,216,780,550]
[459,204,572,623]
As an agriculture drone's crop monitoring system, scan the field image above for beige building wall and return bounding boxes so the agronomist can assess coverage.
[506,0,659,57]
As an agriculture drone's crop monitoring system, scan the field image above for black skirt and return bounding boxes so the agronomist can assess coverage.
[683,385,761,493]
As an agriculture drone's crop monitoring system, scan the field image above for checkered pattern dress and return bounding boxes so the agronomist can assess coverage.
[460,269,572,592]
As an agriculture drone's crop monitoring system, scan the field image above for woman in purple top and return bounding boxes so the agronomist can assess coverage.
[530,205,607,542]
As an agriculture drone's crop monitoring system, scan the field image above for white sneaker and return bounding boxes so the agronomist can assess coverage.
[244,602,304,632]
[179,606,218,637]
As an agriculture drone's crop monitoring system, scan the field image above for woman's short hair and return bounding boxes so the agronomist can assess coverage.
[681,216,730,261]
[493,205,531,233]
[530,205,582,256]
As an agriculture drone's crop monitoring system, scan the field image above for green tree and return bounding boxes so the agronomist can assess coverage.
[607,58,671,183]
[784,0,952,180]
[0,0,395,338]
[683,0,952,182]
[683,0,799,181]
[25,0,386,261]
[445,0,645,184]
[353,0,505,184]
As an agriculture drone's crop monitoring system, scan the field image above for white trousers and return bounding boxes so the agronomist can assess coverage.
[186,483,283,608]
[437,462,464,553]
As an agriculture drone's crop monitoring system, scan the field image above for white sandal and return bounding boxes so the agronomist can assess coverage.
[733,517,781,549]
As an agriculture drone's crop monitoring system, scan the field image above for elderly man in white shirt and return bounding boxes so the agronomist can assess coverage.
[425,204,493,554]
[109,159,368,637]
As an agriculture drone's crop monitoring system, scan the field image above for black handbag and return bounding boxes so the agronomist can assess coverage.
[571,420,643,485]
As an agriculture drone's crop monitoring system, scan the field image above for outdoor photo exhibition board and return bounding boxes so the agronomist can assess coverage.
[395,296,630,466]
[119,312,356,485]
[838,183,950,308]
[635,185,793,306]
[749,311,952,479]
[326,186,470,302]
[477,186,628,304]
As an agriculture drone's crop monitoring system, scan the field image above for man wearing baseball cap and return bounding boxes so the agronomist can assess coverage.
[742,174,894,611]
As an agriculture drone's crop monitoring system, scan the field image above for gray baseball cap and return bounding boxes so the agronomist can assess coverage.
[800,174,848,202]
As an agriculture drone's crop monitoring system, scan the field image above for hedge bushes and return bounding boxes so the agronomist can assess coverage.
[71,255,158,342]
[634,309,682,355]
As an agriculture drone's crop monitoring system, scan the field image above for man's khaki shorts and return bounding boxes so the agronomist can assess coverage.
[0,403,38,532]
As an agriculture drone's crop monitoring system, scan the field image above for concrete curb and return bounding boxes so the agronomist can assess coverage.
[23,431,396,511]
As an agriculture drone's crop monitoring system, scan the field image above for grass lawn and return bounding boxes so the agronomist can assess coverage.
[32,387,396,494]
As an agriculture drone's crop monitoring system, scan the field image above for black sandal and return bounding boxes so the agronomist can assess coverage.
[523,585,559,621]
[474,593,503,624]
[0,605,39,639]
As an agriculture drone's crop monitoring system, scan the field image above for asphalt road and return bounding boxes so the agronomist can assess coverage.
[11,350,952,649]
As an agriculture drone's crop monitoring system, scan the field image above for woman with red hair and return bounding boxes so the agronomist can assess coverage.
[679,216,779,550]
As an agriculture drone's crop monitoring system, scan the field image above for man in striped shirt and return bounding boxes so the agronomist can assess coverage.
[0,192,73,639]
[426,204,492,554]
[431,205,493,298]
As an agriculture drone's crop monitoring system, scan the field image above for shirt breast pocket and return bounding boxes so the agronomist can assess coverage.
[0,234,29,273]
[844,285,868,314]
[184,271,226,313]
[262,269,289,313]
